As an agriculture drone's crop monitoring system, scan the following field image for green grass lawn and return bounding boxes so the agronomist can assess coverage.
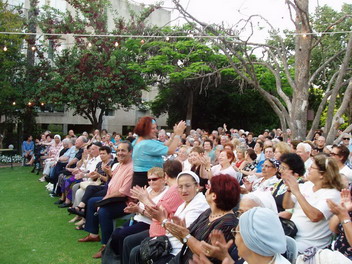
[0,167,103,264]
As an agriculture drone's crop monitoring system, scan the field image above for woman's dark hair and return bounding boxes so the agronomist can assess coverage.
[280,153,305,176]
[209,174,240,211]
[203,139,213,148]
[163,160,182,179]
[246,149,257,161]
[134,116,156,137]
[46,133,54,139]
[99,145,112,154]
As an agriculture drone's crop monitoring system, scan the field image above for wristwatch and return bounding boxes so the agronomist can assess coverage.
[341,219,351,225]
[161,219,168,228]
[182,234,192,244]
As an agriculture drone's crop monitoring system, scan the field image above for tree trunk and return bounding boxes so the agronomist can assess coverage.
[186,87,193,135]
[289,0,311,140]
[27,0,37,67]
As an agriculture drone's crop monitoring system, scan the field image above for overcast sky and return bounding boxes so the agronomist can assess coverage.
[132,0,348,40]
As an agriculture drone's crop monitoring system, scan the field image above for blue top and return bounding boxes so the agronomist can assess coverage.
[132,139,168,172]
[22,140,34,155]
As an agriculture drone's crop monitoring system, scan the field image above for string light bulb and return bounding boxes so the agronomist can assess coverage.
[87,42,92,48]
[12,101,16,106]
[28,102,32,106]
[31,46,36,51]
[3,46,7,51]
[140,39,145,44]
[302,33,307,38]
[40,102,45,106]
[165,36,170,41]
[114,41,119,47]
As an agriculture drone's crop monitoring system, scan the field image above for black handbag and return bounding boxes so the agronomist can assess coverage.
[279,217,297,238]
[95,197,127,208]
[139,235,172,264]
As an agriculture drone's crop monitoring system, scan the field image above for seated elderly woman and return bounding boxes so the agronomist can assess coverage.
[197,192,278,264]
[243,158,280,193]
[140,171,210,263]
[283,154,344,253]
[235,207,290,264]
[164,174,240,264]
[121,160,184,264]
[203,149,241,183]
[106,167,169,258]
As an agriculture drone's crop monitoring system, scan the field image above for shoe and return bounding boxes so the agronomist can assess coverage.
[92,245,106,258]
[67,206,85,217]
[58,202,72,208]
[54,200,64,205]
[78,235,100,242]
[38,176,46,182]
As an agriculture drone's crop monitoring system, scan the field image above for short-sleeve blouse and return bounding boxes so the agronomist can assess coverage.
[132,139,168,172]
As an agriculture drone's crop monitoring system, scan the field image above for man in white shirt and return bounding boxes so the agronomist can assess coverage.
[296,142,313,177]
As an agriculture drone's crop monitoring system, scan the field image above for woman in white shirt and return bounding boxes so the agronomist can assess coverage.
[146,171,209,263]
[283,154,344,253]
[208,150,241,183]
[109,167,169,256]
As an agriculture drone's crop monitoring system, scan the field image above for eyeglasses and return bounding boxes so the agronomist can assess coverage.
[343,138,350,140]
[231,227,240,237]
[330,152,340,156]
[148,178,162,182]
[234,210,244,219]
[279,165,289,171]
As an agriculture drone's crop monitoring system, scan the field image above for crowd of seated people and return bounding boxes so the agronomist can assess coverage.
[26,122,352,263]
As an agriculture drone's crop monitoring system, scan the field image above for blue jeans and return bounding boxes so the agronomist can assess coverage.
[84,196,127,244]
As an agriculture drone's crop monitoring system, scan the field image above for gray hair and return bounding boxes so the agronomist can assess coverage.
[62,138,71,146]
[297,142,312,153]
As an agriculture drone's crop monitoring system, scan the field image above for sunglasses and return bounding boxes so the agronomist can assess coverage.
[148,178,161,182]
[343,138,350,140]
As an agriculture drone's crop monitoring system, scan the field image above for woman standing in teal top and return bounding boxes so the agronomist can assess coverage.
[132,116,186,187]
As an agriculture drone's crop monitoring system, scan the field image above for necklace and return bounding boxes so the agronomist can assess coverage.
[209,211,232,220]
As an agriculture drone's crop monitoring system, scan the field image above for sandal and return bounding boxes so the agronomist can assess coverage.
[67,206,85,217]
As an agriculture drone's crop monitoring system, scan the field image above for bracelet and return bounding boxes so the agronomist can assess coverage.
[161,219,168,228]
[174,135,181,139]
[341,219,351,225]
